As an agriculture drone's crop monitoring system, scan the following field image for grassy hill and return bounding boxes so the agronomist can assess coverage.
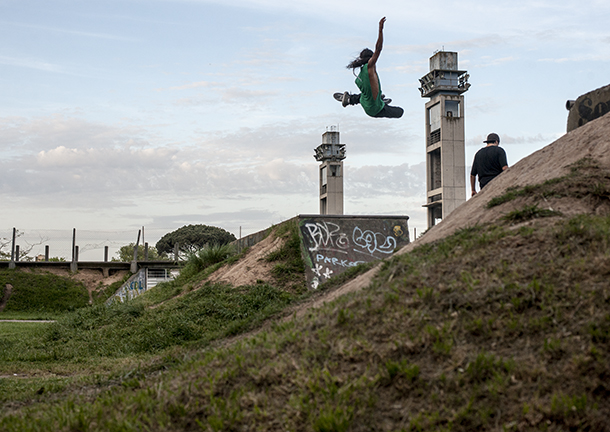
[0,270,90,315]
[1,124,610,430]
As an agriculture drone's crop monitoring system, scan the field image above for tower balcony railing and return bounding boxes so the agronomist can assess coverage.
[419,70,470,98]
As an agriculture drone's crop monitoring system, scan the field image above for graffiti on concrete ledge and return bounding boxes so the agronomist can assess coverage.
[299,215,410,290]
[105,270,147,305]
[566,84,610,132]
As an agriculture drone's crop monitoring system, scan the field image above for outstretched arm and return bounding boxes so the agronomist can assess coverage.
[368,17,385,69]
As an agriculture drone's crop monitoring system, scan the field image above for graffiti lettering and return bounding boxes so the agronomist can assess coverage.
[299,216,410,291]
[352,227,397,255]
[304,222,349,253]
[315,254,365,268]
[107,270,147,305]
[311,277,320,290]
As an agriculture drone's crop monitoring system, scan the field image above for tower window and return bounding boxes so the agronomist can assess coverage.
[445,100,460,117]
[428,102,441,131]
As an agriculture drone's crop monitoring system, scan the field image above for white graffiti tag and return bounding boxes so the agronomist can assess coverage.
[316,254,365,268]
[352,227,397,255]
[304,222,349,253]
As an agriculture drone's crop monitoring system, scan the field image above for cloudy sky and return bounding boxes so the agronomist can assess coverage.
[1,0,609,259]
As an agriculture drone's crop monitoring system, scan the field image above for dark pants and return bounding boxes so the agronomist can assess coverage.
[372,104,404,118]
[349,93,403,119]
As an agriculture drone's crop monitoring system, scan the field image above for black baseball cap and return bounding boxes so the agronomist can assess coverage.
[484,133,500,143]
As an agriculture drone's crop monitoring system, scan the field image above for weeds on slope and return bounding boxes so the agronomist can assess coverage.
[2,213,609,431]
[0,270,89,313]
[487,157,610,209]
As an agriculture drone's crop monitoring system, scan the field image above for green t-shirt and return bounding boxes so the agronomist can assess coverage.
[355,63,385,116]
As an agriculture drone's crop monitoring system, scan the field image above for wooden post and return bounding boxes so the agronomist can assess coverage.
[45,245,50,261]
[174,243,179,262]
[104,246,109,262]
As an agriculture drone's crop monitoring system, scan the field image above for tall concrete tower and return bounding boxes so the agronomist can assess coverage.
[314,126,345,215]
[419,51,470,228]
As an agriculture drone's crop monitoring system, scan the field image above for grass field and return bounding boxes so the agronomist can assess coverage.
[0,220,311,409]
[0,320,52,341]
[1,181,609,431]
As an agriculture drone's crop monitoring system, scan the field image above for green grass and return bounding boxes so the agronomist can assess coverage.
[0,311,60,320]
[487,157,607,209]
[0,270,89,313]
[264,219,306,293]
[0,321,52,341]
[180,243,236,280]
[1,281,297,365]
[1,211,610,430]
[502,204,562,223]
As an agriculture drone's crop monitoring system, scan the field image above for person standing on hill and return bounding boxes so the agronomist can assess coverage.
[470,133,508,196]
[334,17,403,119]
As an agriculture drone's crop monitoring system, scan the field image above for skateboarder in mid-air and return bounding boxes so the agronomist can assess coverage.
[334,17,403,119]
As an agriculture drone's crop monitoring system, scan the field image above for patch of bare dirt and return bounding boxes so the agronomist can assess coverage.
[207,233,285,287]
[0,284,13,312]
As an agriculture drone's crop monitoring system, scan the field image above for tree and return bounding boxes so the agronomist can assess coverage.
[0,230,47,261]
[113,243,167,262]
[155,224,236,256]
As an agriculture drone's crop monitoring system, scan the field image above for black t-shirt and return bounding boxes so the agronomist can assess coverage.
[471,146,507,188]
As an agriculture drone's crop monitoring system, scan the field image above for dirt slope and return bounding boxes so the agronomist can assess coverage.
[207,233,285,287]
[320,112,610,304]
[415,112,610,247]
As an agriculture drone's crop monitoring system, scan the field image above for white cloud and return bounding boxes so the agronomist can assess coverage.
[466,133,550,147]
[0,55,63,73]
[168,81,216,90]
[0,21,139,41]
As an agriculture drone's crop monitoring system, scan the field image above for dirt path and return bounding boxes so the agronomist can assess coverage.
[0,320,55,323]
[0,284,12,312]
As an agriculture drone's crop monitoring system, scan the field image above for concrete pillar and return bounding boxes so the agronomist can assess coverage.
[419,51,470,228]
[9,227,16,269]
[315,126,346,215]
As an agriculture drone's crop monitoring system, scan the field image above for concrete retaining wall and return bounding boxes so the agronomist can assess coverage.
[106,269,147,305]
[297,215,410,289]
[567,84,610,132]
